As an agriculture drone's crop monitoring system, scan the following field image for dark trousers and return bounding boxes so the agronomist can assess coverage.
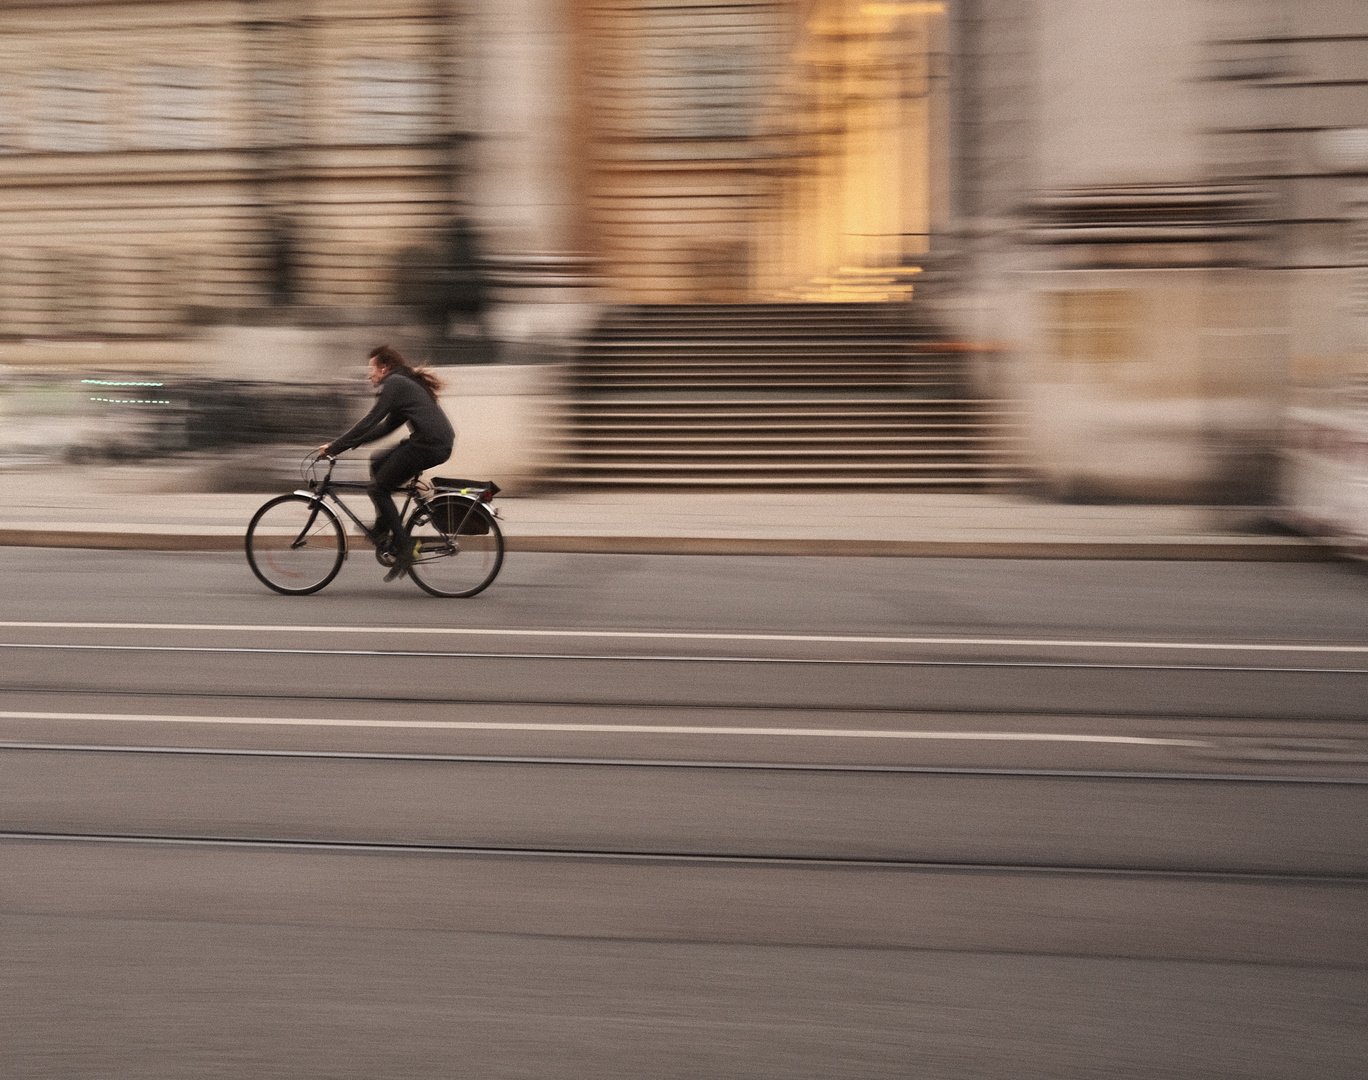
[369,440,450,544]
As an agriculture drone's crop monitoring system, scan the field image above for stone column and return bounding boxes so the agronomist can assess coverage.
[462,0,600,355]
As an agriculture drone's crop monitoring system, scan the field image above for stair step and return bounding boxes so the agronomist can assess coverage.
[548,477,1027,490]
[579,353,958,362]
[595,333,931,342]
[577,365,961,373]
[601,332,933,338]
[606,312,922,323]
[565,451,1006,462]
[567,433,1018,444]
[580,364,963,372]
[572,408,1009,418]
[575,384,964,392]
[551,461,1008,473]
[569,424,1016,435]
[571,397,1002,405]
[592,345,932,352]
[575,371,962,379]
[569,424,1010,434]
[555,443,1008,456]
[570,405,1012,414]
[576,374,962,382]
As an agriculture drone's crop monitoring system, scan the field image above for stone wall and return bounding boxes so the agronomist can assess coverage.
[947,0,1368,502]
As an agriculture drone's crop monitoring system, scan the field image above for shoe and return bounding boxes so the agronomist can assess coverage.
[383,538,419,582]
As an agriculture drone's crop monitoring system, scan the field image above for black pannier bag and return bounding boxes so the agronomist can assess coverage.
[429,479,499,536]
[430,496,489,535]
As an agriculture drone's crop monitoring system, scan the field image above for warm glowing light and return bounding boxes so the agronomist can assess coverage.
[860,2,946,16]
[837,265,923,276]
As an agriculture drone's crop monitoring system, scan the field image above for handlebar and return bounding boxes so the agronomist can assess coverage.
[303,450,339,489]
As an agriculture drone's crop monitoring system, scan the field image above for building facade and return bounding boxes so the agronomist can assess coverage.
[0,0,953,369]
[951,0,1368,499]
[0,0,466,372]
[2,0,1365,499]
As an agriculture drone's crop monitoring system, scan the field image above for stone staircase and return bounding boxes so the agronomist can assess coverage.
[544,302,1023,490]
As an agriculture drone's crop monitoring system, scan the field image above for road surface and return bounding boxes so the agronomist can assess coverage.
[2,549,1365,1078]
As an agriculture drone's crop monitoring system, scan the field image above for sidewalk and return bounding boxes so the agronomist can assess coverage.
[0,462,1329,560]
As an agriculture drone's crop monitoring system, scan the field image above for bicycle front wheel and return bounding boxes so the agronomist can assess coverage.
[245,495,346,595]
[406,495,504,597]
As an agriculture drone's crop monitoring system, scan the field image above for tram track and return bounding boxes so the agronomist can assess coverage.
[0,665,1364,724]
[3,681,1366,725]
[7,745,1367,883]
[1,740,1365,784]
[1,638,1366,675]
[5,829,1364,882]
[5,737,1364,876]
[4,604,1365,908]
[3,618,1366,724]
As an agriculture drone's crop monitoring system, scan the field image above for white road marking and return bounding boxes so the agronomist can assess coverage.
[0,710,1205,745]
[1,641,1360,674]
[0,620,1363,654]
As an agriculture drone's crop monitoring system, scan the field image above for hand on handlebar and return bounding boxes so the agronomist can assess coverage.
[316,444,335,459]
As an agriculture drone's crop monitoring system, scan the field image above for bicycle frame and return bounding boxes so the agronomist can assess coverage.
[290,457,393,550]
[293,455,485,556]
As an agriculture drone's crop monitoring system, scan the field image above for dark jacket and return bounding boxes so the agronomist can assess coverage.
[326,371,455,456]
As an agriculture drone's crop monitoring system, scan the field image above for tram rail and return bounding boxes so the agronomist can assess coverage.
[5,828,1365,882]
[1,740,1366,784]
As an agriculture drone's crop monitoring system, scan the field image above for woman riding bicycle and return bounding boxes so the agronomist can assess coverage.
[318,345,454,581]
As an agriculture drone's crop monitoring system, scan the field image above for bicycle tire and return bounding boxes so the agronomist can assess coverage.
[245,494,347,595]
[405,495,504,598]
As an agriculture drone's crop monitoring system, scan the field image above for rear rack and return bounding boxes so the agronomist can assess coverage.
[432,477,501,500]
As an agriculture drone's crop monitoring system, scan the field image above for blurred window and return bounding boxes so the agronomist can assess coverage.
[1317,128,1368,174]
[1351,222,1368,326]
[1043,290,1139,363]
[634,7,782,143]
[135,67,221,150]
[339,59,439,144]
[249,65,305,147]
[0,76,20,153]
[33,69,112,152]
[44,249,104,334]
[653,45,757,139]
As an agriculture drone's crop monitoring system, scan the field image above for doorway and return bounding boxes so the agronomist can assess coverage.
[576,0,947,303]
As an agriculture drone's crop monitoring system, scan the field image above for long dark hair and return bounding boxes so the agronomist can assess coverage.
[369,344,442,400]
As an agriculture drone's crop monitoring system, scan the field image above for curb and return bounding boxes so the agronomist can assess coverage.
[506,536,1334,560]
[0,530,243,552]
[0,528,1336,560]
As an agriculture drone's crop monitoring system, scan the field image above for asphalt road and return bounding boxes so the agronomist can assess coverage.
[2,548,1366,1079]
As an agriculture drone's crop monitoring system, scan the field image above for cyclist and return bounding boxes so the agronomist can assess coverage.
[318,345,454,581]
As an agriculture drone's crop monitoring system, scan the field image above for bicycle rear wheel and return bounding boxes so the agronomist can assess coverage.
[406,494,504,597]
[245,495,346,595]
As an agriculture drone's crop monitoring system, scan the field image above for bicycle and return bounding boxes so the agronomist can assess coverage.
[245,452,504,597]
